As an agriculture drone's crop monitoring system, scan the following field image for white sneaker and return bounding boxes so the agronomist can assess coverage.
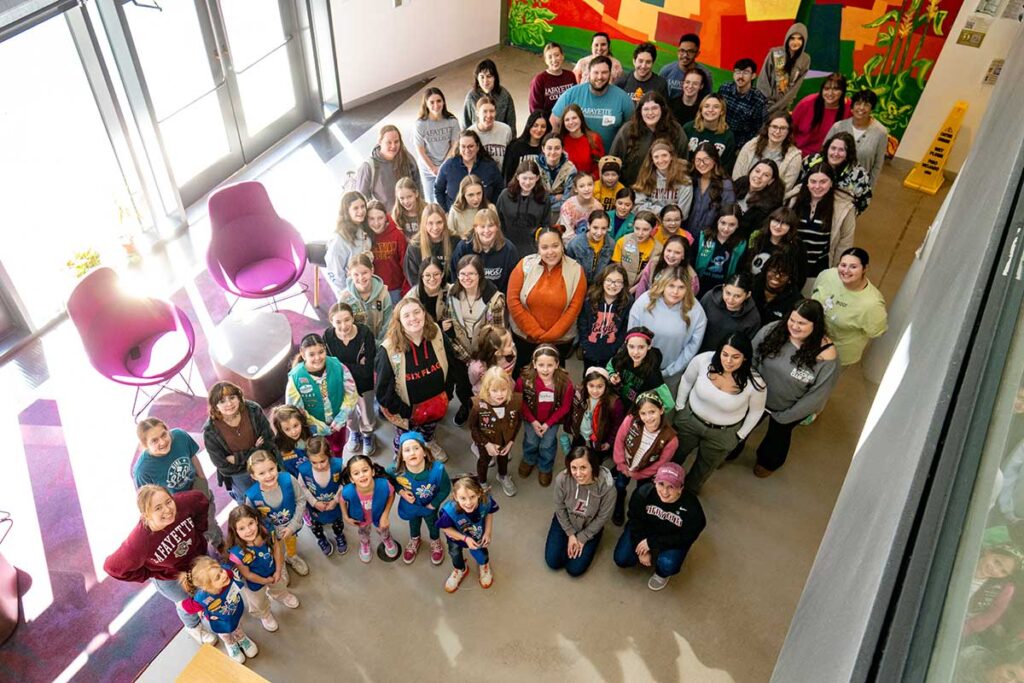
[285,553,309,576]
[185,624,217,645]
[272,591,300,609]
[239,636,258,658]
[260,613,279,632]
[497,474,517,497]
[427,441,448,463]
[648,573,670,591]
[226,643,245,663]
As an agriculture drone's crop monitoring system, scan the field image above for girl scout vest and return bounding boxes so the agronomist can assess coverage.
[341,477,392,526]
[246,473,298,529]
[192,565,245,634]
[395,461,446,520]
[288,357,346,424]
[440,499,491,544]
[229,531,278,590]
[297,457,345,524]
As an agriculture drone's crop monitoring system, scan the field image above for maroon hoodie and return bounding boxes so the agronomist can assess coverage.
[104,490,210,583]
[371,215,410,294]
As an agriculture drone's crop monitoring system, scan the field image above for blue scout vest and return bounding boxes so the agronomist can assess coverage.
[192,565,245,634]
[297,457,344,524]
[341,477,391,526]
[280,439,309,478]
[288,357,346,424]
[441,499,491,544]
[246,473,298,529]
[394,461,445,521]
[229,530,277,591]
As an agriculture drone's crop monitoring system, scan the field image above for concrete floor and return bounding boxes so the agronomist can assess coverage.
[138,47,950,683]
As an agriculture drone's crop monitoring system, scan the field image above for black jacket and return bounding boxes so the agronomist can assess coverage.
[752,279,802,328]
[324,324,376,394]
[627,481,706,554]
[698,285,763,353]
[202,400,280,482]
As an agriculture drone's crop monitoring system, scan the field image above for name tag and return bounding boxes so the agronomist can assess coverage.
[602,114,616,127]
[539,390,555,403]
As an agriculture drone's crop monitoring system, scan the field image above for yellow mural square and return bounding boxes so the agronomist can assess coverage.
[744,0,801,21]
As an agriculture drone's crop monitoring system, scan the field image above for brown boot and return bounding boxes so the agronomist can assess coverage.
[753,465,773,478]
[518,461,534,478]
[538,471,552,487]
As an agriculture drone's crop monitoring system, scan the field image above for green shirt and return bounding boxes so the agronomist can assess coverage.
[812,268,888,365]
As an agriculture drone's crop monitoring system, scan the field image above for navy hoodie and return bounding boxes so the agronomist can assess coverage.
[577,296,632,366]
[450,238,520,294]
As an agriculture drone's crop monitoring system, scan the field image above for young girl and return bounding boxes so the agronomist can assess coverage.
[611,392,678,525]
[468,324,517,396]
[180,556,257,664]
[438,476,499,593]
[390,431,452,565]
[339,251,393,343]
[559,173,602,242]
[695,204,747,292]
[226,505,300,634]
[607,326,675,412]
[634,234,698,297]
[613,210,662,289]
[286,333,358,456]
[655,204,691,246]
[561,367,624,462]
[271,405,324,478]
[447,175,492,239]
[392,177,427,242]
[340,454,399,563]
[632,140,693,216]
[324,303,377,457]
[577,264,632,372]
[469,366,523,496]
[245,451,309,576]
[515,346,574,488]
[326,191,374,295]
[297,437,347,557]
[366,199,408,302]
[608,187,636,239]
[565,209,614,284]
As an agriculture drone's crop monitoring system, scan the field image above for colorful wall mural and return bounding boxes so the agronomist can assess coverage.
[507,0,964,144]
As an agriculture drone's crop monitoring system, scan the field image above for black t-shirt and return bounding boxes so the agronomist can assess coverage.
[669,98,700,128]
[404,338,446,407]
[324,324,375,393]
[628,482,706,554]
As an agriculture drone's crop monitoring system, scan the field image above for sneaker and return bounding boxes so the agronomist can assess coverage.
[273,591,300,609]
[226,643,245,664]
[518,461,534,478]
[185,624,217,645]
[359,539,372,563]
[648,573,670,591]
[403,537,422,564]
[335,533,348,555]
[260,613,279,632]
[316,536,334,557]
[382,535,400,559]
[497,474,518,497]
[239,636,258,658]
[429,539,445,565]
[444,567,468,593]
[427,441,448,463]
[361,433,375,456]
[479,564,493,589]
[453,403,470,427]
[347,429,361,453]
[285,554,309,576]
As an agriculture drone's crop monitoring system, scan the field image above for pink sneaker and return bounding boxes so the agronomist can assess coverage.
[403,537,421,564]
[358,539,372,563]
[429,539,445,565]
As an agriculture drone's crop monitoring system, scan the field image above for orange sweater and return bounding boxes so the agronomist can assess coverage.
[507,260,587,343]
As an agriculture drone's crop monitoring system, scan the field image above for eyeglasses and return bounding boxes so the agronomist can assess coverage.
[768,124,789,132]
[605,279,625,286]
[678,48,698,55]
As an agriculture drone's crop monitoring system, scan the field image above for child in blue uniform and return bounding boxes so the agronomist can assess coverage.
[389,431,452,565]
[271,405,326,477]
[180,556,258,664]
[340,455,399,563]
[297,437,347,557]
[245,451,310,577]
[226,505,300,633]
[438,476,499,593]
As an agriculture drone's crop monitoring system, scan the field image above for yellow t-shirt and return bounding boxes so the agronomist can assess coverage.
[811,268,888,365]
[594,180,625,211]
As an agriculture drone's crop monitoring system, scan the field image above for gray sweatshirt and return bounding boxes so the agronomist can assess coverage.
[246,473,307,537]
[553,467,616,544]
[463,87,517,132]
[752,322,840,424]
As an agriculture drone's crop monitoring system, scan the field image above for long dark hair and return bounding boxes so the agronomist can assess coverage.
[226,504,271,551]
[586,263,630,310]
[792,162,837,229]
[341,453,396,487]
[611,326,660,379]
[516,110,551,144]
[811,73,848,131]
[704,203,744,248]
[819,131,859,175]
[507,158,547,202]
[626,91,684,150]
[416,256,447,295]
[754,114,795,159]
[417,86,456,121]
[750,207,802,253]
[757,299,829,371]
[460,129,495,164]
[691,141,726,207]
[735,159,785,211]
[708,332,763,393]
[784,31,804,74]
[651,234,692,282]
[449,254,496,301]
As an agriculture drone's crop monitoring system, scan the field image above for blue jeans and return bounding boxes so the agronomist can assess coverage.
[152,577,201,628]
[447,539,489,570]
[523,424,560,473]
[613,526,686,578]
[544,516,602,577]
[226,471,254,505]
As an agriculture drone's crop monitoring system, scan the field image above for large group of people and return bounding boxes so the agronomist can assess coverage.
[105,29,894,667]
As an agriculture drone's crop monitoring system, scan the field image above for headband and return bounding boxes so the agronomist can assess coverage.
[584,366,610,381]
[636,391,663,407]
[625,330,653,343]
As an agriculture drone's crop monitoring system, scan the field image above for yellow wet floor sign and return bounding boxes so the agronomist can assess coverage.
[904,101,968,195]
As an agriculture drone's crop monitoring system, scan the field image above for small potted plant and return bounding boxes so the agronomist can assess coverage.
[66,248,101,279]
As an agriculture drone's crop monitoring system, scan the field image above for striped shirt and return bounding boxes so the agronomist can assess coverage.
[798,205,831,277]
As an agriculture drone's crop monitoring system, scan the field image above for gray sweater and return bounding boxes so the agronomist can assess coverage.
[553,467,616,544]
[752,322,839,424]
[463,87,517,132]
[827,118,888,189]
[245,473,307,537]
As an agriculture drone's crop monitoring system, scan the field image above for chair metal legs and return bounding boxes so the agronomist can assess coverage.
[226,282,311,316]
[131,358,198,420]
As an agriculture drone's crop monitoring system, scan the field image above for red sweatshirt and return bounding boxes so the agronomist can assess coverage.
[371,216,410,294]
[515,374,575,426]
[104,490,210,583]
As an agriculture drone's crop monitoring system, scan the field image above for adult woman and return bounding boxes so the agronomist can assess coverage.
[801,132,873,215]
[790,73,849,157]
[433,130,504,212]
[683,94,736,172]
[685,142,736,236]
[673,334,766,492]
[756,23,811,116]
[450,206,520,292]
[508,226,587,371]
[326,190,374,294]
[695,204,747,293]
[376,297,455,459]
[462,59,517,131]
[202,381,278,504]
[699,273,761,353]
[446,254,507,423]
[104,485,217,644]
[355,125,420,208]
[496,158,552,257]
[404,257,451,327]
[733,159,786,240]
[559,104,605,178]
[790,162,856,290]
[668,68,706,128]
[414,87,460,199]
[826,89,888,190]
[447,174,493,238]
[609,92,688,186]
[743,207,807,285]
[545,447,616,577]
[469,96,514,169]
[628,266,707,397]
[573,31,625,84]
[503,111,551,182]
[403,203,459,286]
[527,133,577,222]
[752,252,803,327]
[747,300,839,476]
[811,247,887,366]
[632,140,693,216]
[732,115,802,192]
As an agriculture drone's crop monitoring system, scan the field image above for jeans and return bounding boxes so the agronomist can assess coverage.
[152,577,201,628]
[408,511,441,540]
[448,539,488,570]
[226,471,255,505]
[544,516,602,577]
[523,423,560,473]
[613,526,685,578]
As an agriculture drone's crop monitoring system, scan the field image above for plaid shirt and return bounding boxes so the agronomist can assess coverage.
[718,82,769,149]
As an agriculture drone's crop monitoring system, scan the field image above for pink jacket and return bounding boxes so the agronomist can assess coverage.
[612,415,678,481]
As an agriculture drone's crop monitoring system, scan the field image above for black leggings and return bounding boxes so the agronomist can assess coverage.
[310,518,345,541]
[755,417,800,471]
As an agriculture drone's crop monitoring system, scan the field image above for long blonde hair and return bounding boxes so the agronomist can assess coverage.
[471,207,506,251]
[452,174,491,212]
[392,177,425,233]
[384,298,441,352]
[418,203,456,276]
[336,190,368,244]
[646,265,695,325]
[632,139,691,195]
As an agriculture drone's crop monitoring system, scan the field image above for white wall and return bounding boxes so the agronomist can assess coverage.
[896,5,1023,172]
[330,0,501,107]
